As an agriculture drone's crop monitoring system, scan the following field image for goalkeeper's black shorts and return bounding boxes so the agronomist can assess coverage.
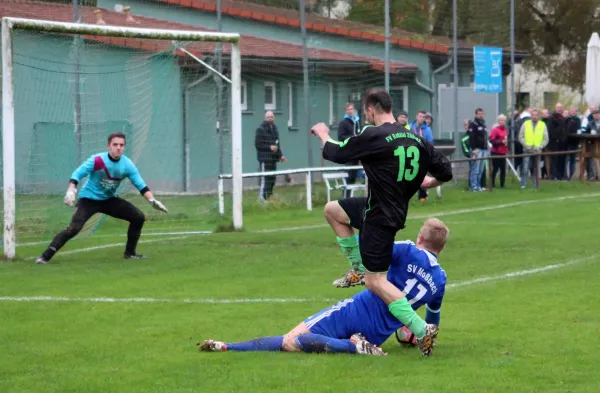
[70,197,144,229]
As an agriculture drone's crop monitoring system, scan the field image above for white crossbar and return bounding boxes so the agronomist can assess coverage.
[2,17,240,42]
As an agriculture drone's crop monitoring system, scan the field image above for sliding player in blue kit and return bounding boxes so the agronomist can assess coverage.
[197,218,448,357]
[35,132,168,264]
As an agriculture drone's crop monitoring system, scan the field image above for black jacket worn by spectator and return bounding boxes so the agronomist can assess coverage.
[468,118,488,150]
[338,116,360,142]
[566,116,582,149]
[547,113,567,150]
[255,121,283,163]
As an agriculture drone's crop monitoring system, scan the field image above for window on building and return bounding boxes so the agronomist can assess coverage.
[241,80,248,112]
[543,92,559,109]
[516,92,530,110]
[264,81,276,110]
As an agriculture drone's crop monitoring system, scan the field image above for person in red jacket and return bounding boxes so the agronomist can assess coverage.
[489,114,509,188]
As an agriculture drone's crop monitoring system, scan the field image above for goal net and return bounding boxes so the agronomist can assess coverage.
[1,17,242,259]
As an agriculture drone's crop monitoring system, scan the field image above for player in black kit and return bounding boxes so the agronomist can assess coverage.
[310,88,453,356]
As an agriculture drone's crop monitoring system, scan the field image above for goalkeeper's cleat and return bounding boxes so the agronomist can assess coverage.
[197,339,227,352]
[123,253,147,260]
[416,324,439,357]
[350,333,387,356]
[332,269,365,288]
[35,257,49,265]
[395,326,418,346]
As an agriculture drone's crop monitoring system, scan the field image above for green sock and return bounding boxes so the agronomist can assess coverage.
[336,235,364,272]
[388,298,427,339]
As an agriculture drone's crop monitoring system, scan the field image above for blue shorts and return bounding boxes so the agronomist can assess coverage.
[304,298,360,340]
[303,296,402,346]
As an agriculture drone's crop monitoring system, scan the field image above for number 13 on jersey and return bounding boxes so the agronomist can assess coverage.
[394,146,420,182]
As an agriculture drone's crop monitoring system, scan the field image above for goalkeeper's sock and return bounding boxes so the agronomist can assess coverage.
[41,246,58,262]
[388,298,427,339]
[295,334,357,354]
[336,236,364,272]
[226,336,283,352]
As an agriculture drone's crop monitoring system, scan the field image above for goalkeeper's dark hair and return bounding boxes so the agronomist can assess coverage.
[363,88,392,114]
[108,132,127,144]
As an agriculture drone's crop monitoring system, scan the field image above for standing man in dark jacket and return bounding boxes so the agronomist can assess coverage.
[338,103,361,197]
[255,111,287,202]
[468,108,489,191]
[547,103,568,180]
[565,107,581,180]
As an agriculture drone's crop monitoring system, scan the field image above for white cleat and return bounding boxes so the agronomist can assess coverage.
[197,339,227,352]
[350,333,387,356]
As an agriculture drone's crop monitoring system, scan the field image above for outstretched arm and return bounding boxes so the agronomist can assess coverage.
[311,122,370,164]
[127,161,168,213]
[64,156,96,207]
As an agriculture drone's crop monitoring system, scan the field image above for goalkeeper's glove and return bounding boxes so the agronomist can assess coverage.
[149,198,168,213]
[64,188,77,207]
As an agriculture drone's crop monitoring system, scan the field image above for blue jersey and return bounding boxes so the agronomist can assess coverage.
[305,240,446,346]
[71,153,148,200]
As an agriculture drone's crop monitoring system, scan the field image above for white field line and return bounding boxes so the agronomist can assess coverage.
[17,231,211,248]
[24,235,191,260]
[15,192,600,247]
[254,192,600,234]
[3,253,599,304]
[442,221,559,227]
[446,254,600,289]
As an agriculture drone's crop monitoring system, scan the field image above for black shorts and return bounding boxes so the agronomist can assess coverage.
[70,197,145,230]
[337,197,399,273]
[337,197,367,230]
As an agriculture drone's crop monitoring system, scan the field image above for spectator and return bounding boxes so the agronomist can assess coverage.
[540,108,552,178]
[409,110,433,201]
[409,110,433,143]
[583,108,600,180]
[518,109,548,188]
[542,109,550,120]
[468,108,489,192]
[565,107,581,180]
[396,110,410,130]
[255,111,286,202]
[513,108,532,174]
[580,104,597,132]
[337,103,361,197]
[460,119,472,159]
[587,105,597,123]
[490,114,509,188]
[546,103,568,180]
[424,112,433,129]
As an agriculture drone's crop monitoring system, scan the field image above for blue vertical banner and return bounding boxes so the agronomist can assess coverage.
[473,46,503,93]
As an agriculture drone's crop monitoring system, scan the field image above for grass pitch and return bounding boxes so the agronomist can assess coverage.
[1,181,599,392]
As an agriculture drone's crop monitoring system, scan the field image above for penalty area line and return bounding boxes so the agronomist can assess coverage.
[3,253,599,304]
[24,235,192,260]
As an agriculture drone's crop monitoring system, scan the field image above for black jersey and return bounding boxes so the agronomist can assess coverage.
[322,122,453,228]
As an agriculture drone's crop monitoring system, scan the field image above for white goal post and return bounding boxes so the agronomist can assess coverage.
[1,17,243,259]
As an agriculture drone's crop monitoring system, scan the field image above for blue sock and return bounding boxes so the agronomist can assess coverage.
[226,336,283,352]
[295,334,357,354]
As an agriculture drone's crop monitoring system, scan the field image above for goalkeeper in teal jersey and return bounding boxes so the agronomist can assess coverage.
[35,132,168,264]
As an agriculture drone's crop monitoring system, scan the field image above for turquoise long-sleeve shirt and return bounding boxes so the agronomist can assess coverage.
[70,152,149,200]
